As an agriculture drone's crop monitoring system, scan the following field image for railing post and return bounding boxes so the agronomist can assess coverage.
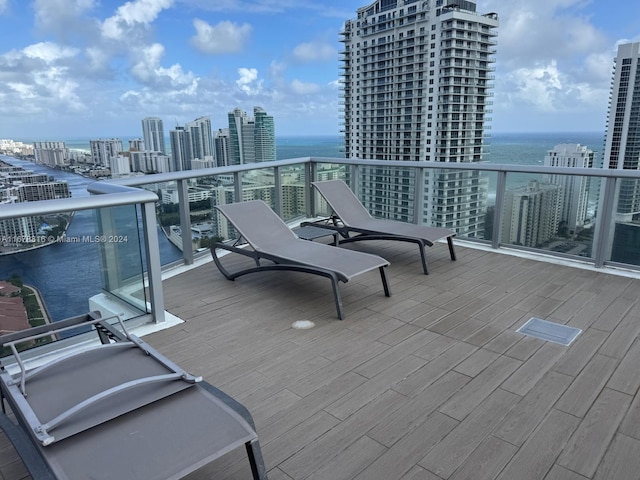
[177,179,193,265]
[350,164,360,195]
[141,201,165,323]
[414,167,425,226]
[233,172,242,203]
[274,166,282,217]
[593,176,617,267]
[492,170,507,249]
[307,159,316,217]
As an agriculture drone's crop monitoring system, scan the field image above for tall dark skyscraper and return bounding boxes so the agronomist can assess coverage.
[602,42,640,263]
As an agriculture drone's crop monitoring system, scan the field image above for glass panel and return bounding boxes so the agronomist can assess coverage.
[240,168,276,209]
[479,170,498,243]
[428,168,489,239]
[207,174,237,243]
[608,178,640,266]
[123,182,182,266]
[358,165,418,222]
[313,163,348,217]
[148,180,189,261]
[0,203,150,334]
[499,172,598,259]
[280,163,307,222]
[96,204,147,316]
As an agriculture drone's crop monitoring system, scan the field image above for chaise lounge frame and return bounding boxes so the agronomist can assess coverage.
[0,312,268,479]
[212,200,391,320]
[308,179,457,275]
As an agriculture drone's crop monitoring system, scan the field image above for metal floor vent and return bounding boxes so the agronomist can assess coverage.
[516,318,582,346]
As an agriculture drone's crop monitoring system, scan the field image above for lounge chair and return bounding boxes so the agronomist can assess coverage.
[309,179,456,275]
[212,200,391,320]
[0,313,267,479]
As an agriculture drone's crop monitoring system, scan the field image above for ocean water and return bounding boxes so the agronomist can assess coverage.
[487,131,605,166]
[2,131,604,321]
[17,131,605,166]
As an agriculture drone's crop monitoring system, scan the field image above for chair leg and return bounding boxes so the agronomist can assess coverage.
[418,244,429,275]
[246,438,269,479]
[447,237,456,261]
[379,267,391,297]
[329,275,345,320]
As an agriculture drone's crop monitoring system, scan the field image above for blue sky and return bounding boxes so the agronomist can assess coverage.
[0,0,639,140]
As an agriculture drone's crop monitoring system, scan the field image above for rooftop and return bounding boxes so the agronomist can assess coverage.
[4,240,634,479]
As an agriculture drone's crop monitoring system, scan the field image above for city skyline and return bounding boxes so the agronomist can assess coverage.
[0,0,639,139]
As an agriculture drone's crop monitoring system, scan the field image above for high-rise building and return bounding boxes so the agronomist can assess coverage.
[185,116,214,161]
[215,128,230,167]
[253,107,276,162]
[90,139,123,167]
[601,42,640,263]
[33,141,70,167]
[129,138,144,151]
[340,0,498,237]
[130,151,172,173]
[168,116,215,171]
[501,181,563,248]
[169,126,193,171]
[227,107,276,165]
[141,117,166,153]
[544,143,594,236]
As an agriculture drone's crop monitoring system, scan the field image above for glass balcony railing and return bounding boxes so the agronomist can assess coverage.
[2,155,640,334]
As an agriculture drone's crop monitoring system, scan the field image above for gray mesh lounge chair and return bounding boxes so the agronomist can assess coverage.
[0,313,267,480]
[309,180,456,275]
[212,200,391,320]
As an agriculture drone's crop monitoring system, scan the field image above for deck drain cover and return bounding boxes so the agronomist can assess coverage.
[516,318,581,346]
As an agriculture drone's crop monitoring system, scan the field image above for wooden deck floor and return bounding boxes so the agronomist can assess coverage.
[3,240,640,479]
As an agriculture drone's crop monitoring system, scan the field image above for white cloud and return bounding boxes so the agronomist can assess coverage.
[8,83,37,99]
[508,61,563,112]
[23,42,79,63]
[236,67,263,94]
[33,0,96,32]
[291,79,320,95]
[292,41,336,63]
[130,43,198,91]
[102,0,173,41]
[0,0,8,14]
[190,19,252,54]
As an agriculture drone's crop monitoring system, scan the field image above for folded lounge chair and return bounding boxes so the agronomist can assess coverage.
[212,200,391,320]
[310,180,456,275]
[0,313,267,480]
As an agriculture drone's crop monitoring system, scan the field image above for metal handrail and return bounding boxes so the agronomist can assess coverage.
[3,155,640,326]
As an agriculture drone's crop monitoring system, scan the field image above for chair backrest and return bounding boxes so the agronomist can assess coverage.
[215,200,298,250]
[312,180,373,226]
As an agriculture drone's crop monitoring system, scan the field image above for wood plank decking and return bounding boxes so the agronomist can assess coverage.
[3,240,640,479]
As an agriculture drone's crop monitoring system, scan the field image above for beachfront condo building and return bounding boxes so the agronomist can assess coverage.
[601,41,640,263]
[141,117,166,154]
[501,180,563,248]
[33,141,70,167]
[544,143,594,236]
[169,116,215,171]
[90,138,123,168]
[169,126,192,171]
[214,128,230,167]
[340,0,498,237]
[227,107,276,165]
[185,116,214,161]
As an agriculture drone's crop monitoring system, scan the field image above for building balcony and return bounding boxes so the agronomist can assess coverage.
[1,156,640,479]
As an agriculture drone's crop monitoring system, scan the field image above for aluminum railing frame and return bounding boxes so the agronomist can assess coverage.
[2,156,640,327]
